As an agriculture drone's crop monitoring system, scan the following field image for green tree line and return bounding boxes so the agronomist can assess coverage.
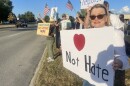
[0,0,36,23]
[0,0,13,22]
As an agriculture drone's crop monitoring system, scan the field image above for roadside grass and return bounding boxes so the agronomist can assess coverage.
[33,43,83,86]
[125,59,130,86]
[33,42,130,86]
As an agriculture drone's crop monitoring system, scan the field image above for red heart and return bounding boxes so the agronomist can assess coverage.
[73,34,85,51]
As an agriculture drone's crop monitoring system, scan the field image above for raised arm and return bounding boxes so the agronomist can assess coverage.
[84,7,91,28]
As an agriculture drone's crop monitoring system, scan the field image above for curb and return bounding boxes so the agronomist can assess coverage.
[29,47,47,86]
[0,24,37,29]
[0,25,15,29]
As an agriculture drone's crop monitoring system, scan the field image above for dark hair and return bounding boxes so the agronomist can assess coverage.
[119,14,124,22]
[104,1,109,10]
[119,14,124,18]
[104,1,109,6]
[90,4,108,15]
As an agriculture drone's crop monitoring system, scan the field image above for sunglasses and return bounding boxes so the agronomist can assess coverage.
[90,14,106,20]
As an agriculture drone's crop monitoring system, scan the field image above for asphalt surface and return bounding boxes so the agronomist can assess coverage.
[0,27,46,86]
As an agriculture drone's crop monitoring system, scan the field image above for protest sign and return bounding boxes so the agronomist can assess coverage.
[37,23,50,36]
[60,27,114,86]
[50,7,58,21]
[80,0,104,9]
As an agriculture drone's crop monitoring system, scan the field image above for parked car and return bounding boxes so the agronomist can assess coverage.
[15,21,28,28]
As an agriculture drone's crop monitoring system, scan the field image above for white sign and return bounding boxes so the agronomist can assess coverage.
[80,0,104,9]
[60,27,115,86]
[50,7,58,21]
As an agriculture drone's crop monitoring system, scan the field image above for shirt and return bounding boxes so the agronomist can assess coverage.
[114,28,129,70]
[110,14,124,31]
[60,20,71,30]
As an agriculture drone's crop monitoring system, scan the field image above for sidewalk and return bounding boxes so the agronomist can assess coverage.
[0,24,37,29]
[0,24,15,28]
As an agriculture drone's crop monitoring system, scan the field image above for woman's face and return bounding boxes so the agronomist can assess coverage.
[90,8,108,28]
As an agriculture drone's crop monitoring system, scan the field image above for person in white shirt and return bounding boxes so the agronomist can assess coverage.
[60,14,71,30]
[104,1,124,31]
[83,4,129,86]
[104,1,128,85]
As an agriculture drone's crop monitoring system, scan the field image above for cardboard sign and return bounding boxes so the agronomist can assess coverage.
[37,23,50,36]
[80,0,104,9]
[60,27,115,86]
[50,7,58,21]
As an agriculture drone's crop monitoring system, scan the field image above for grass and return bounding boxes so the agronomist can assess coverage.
[33,43,83,86]
[33,43,130,86]
[125,59,130,86]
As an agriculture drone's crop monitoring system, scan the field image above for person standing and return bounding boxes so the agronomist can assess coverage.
[53,19,62,58]
[104,1,124,31]
[46,20,56,62]
[60,14,71,30]
[119,14,128,31]
[55,19,61,49]
[104,1,127,85]
[83,4,129,86]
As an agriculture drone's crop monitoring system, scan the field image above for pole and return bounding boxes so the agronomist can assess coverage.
[38,13,45,23]
[73,8,77,14]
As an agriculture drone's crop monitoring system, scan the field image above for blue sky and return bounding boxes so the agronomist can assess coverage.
[10,0,130,19]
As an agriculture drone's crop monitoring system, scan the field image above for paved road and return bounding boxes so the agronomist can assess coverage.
[0,27,46,86]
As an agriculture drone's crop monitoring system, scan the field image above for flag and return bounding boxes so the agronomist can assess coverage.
[66,0,73,11]
[44,3,50,16]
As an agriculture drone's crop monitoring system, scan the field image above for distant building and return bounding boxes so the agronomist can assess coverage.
[122,14,130,24]
[124,14,130,20]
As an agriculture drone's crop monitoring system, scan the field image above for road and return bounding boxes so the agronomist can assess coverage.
[0,27,46,86]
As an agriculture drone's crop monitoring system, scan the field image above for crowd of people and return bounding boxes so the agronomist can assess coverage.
[41,1,130,86]
[44,12,85,62]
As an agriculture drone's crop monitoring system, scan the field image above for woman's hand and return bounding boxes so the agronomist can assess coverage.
[112,58,123,70]
[76,13,80,18]
[86,6,92,16]
[84,7,92,28]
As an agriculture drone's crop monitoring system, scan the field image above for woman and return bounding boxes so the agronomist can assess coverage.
[83,4,129,86]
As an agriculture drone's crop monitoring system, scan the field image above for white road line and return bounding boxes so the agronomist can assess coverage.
[0,32,28,40]
[7,33,22,37]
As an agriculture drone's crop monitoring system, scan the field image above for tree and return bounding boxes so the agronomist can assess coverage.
[24,11,35,22]
[7,12,16,23]
[17,11,36,22]
[77,9,87,22]
[44,15,50,23]
[80,9,86,17]
[0,0,13,22]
